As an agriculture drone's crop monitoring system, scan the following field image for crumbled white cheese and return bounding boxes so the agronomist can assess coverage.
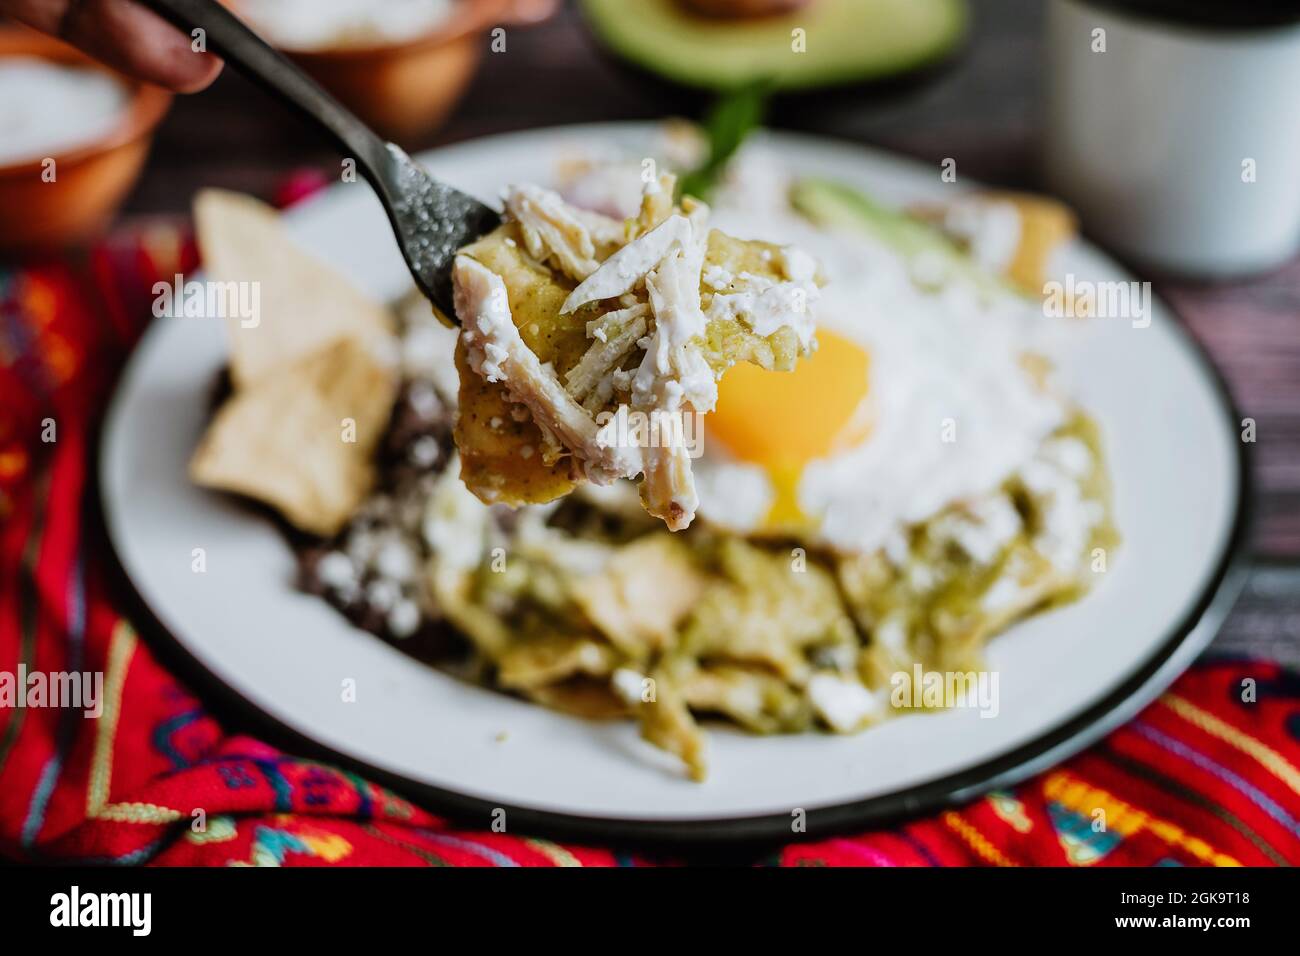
[909,562,937,592]
[1042,436,1093,477]
[387,599,422,638]
[933,495,1023,566]
[366,577,401,612]
[457,264,515,385]
[409,436,440,468]
[687,460,772,532]
[406,381,440,419]
[421,458,492,570]
[873,612,909,654]
[943,198,1023,275]
[883,531,911,567]
[779,245,817,283]
[706,272,818,350]
[703,264,734,290]
[374,534,419,583]
[611,668,648,705]
[316,551,357,590]
[809,674,882,733]
[1020,447,1102,573]
[909,248,952,289]
[346,526,378,567]
[577,642,607,672]
[982,573,1031,613]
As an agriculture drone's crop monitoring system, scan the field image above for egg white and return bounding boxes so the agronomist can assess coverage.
[694,160,1070,555]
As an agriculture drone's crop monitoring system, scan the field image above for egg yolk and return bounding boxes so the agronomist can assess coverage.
[708,328,873,527]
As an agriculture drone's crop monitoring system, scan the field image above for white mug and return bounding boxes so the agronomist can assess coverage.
[1043,0,1300,278]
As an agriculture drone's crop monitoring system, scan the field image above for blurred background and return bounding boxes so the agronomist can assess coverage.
[122,0,1032,206]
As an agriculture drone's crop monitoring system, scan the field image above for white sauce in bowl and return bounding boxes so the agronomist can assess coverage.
[238,0,456,50]
[0,58,130,167]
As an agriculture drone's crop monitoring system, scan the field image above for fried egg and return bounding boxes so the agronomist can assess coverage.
[693,184,1068,555]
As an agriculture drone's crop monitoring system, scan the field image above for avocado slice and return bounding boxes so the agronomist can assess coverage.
[579,0,968,92]
[791,177,1013,298]
[792,177,952,259]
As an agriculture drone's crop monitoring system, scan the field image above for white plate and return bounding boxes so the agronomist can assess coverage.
[101,123,1248,843]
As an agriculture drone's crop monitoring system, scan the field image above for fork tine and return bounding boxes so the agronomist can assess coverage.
[375,145,502,323]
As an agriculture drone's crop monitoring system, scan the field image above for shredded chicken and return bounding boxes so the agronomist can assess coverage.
[561,214,693,313]
[629,236,716,527]
[638,431,698,530]
[564,304,648,402]
[504,184,606,281]
[454,256,641,485]
[452,176,820,531]
[635,240,716,413]
[569,205,628,246]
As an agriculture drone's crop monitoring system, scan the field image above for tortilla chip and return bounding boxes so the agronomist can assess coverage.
[680,665,813,734]
[494,632,615,690]
[571,535,703,658]
[452,222,591,506]
[639,671,707,782]
[190,337,396,537]
[680,538,857,682]
[454,339,582,507]
[523,680,629,720]
[194,189,395,389]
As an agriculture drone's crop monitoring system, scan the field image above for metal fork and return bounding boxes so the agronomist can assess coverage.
[140,0,501,319]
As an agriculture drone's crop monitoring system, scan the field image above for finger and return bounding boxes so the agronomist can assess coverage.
[6,0,224,92]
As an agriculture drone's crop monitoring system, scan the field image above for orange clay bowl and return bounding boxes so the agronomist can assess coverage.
[235,0,558,145]
[0,28,173,253]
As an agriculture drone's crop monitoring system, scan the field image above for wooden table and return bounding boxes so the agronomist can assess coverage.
[121,0,1298,651]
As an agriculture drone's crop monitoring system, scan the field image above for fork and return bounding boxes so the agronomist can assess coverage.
[139,0,502,320]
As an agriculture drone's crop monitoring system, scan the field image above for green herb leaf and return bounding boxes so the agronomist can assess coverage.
[678,82,771,202]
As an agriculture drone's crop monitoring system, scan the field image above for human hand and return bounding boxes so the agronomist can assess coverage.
[2,0,222,92]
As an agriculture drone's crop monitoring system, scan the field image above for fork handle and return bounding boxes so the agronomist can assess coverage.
[139,0,391,172]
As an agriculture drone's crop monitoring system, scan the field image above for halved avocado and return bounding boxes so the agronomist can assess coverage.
[579,0,968,92]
